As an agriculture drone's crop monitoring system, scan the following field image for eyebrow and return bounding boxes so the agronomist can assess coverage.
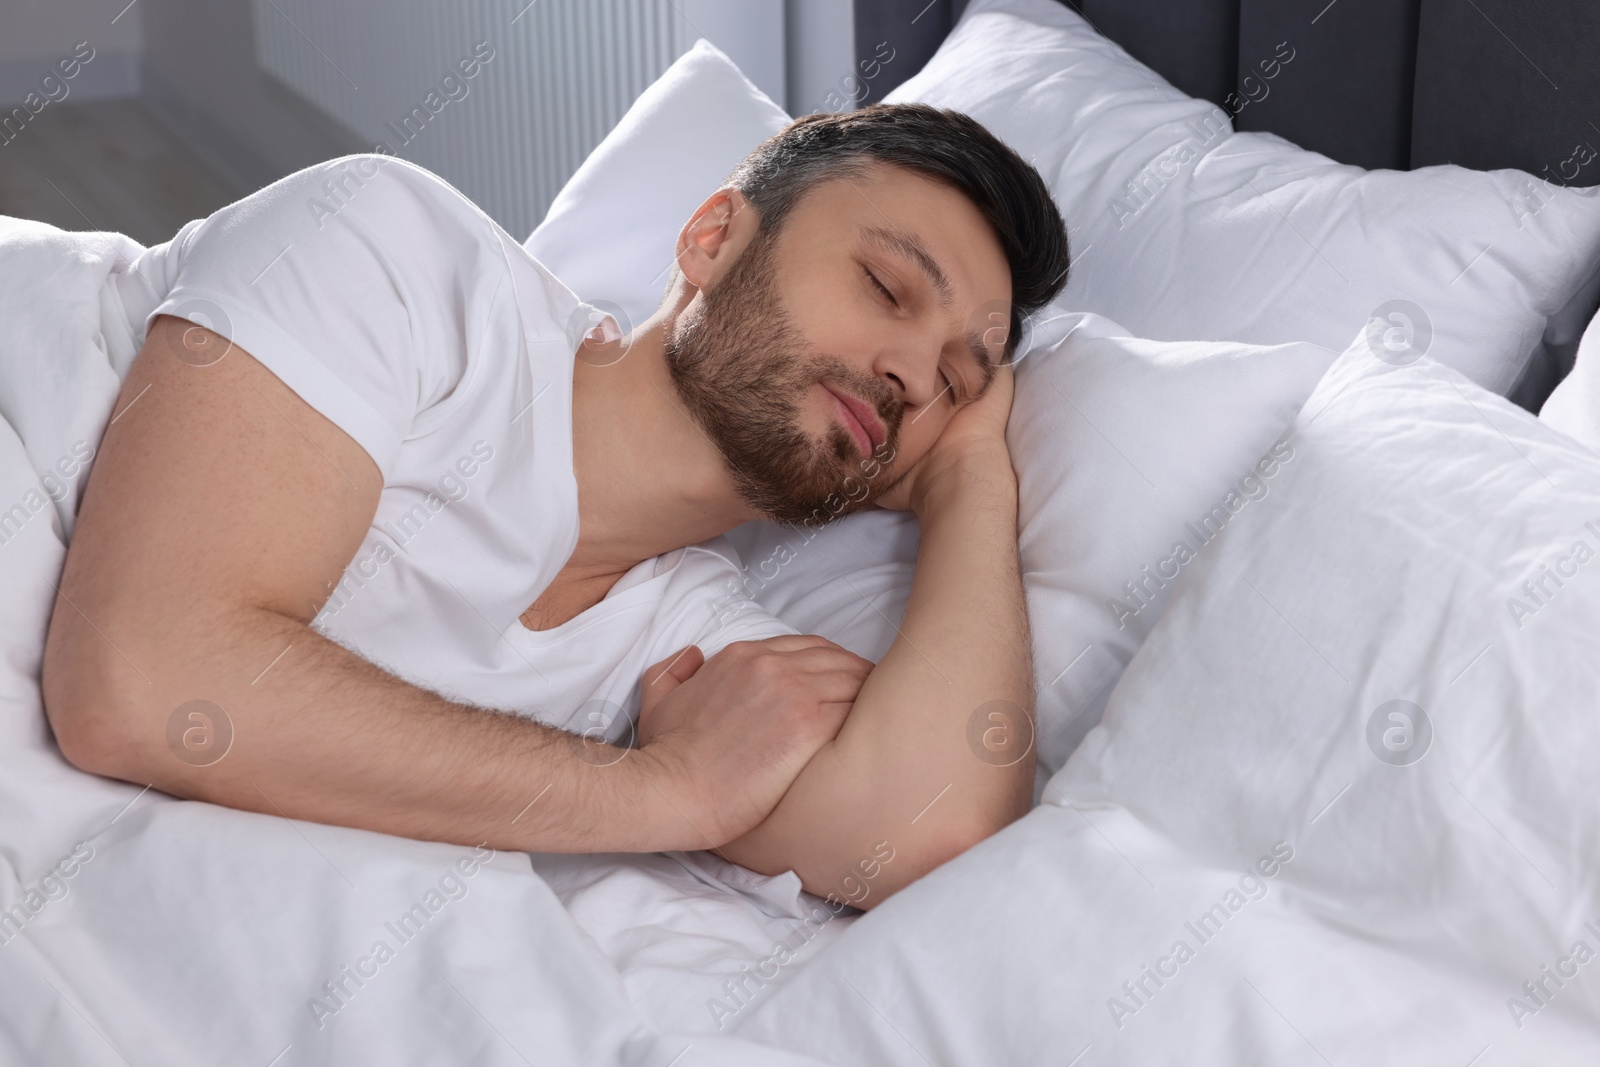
[860,225,1001,395]
[862,225,953,308]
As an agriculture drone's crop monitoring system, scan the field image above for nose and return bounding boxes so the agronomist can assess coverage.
[876,329,948,413]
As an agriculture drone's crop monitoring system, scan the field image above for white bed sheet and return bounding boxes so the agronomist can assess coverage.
[528,850,859,1034]
[9,212,1600,1066]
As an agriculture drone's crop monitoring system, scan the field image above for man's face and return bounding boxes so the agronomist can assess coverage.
[663,162,1013,528]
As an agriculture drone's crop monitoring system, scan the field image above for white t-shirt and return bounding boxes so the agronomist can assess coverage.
[121,153,798,742]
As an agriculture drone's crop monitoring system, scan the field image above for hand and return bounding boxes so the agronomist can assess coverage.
[874,360,1017,514]
[632,635,874,849]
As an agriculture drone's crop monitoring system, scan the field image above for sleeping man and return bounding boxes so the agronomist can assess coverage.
[40,103,1070,910]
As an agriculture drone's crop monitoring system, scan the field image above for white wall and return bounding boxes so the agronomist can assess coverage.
[684,0,787,109]
[786,0,856,116]
[0,0,143,105]
[245,0,792,238]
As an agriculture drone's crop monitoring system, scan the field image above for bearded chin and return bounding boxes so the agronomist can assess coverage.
[662,239,880,528]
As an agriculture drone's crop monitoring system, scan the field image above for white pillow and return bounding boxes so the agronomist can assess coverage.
[1540,308,1600,451]
[524,39,789,334]
[885,0,1600,397]
[1011,314,1336,770]
[728,313,1338,776]
[1055,332,1600,1000]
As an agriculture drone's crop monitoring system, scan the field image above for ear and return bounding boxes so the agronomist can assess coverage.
[673,187,758,293]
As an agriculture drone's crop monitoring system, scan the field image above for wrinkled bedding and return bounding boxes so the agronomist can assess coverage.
[4,218,1599,1065]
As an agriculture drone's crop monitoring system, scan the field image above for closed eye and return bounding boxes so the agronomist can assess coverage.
[863,265,897,306]
[863,264,960,401]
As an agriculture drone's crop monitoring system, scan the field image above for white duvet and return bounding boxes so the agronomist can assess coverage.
[4,220,1600,1065]
[0,220,834,1067]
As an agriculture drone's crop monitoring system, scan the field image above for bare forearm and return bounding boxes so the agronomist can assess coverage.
[718,458,1035,906]
[45,604,676,854]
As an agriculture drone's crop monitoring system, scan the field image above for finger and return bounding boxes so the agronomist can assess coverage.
[809,702,855,740]
[734,633,842,654]
[805,667,876,704]
[811,692,863,735]
[994,362,1016,405]
[643,644,704,691]
[771,634,871,663]
[778,643,876,675]
[979,361,1016,410]
[871,468,916,512]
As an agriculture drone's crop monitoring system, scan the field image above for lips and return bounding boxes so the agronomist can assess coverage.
[824,383,886,455]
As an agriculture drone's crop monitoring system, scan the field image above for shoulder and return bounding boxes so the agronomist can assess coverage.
[297,154,488,232]
[179,154,498,271]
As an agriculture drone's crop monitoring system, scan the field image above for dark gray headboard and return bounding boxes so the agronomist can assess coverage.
[859,0,1600,181]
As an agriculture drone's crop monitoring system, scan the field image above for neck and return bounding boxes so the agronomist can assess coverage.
[565,312,759,585]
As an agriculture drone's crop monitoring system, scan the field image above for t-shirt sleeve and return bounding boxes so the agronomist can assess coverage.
[652,539,803,661]
[694,595,805,658]
[146,154,512,480]
[604,540,806,729]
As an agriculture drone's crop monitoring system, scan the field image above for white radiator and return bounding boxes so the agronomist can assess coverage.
[252,0,786,239]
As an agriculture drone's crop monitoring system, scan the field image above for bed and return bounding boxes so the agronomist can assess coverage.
[4,0,1600,1063]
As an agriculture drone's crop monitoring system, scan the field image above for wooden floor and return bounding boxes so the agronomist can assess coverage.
[0,97,241,247]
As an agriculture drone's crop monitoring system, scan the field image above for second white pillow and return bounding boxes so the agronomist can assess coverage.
[886,0,1600,398]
